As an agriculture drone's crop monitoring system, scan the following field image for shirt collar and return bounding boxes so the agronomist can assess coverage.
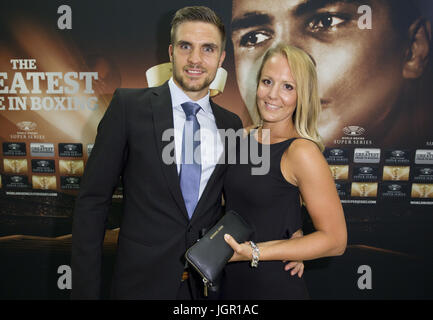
[168,77,212,114]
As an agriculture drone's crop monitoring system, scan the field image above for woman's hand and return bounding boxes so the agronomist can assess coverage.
[283,260,304,277]
[224,234,252,262]
[283,228,304,277]
[224,232,305,277]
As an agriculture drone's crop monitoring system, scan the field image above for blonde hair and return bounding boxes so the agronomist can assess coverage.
[255,43,324,151]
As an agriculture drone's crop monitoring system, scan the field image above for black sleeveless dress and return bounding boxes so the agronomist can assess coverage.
[220,134,309,300]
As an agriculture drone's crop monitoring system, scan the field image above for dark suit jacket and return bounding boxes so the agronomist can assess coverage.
[71,82,243,299]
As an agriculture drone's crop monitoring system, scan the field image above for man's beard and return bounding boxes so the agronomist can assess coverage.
[172,62,213,93]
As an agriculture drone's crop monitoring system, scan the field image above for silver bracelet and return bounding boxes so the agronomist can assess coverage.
[249,241,260,268]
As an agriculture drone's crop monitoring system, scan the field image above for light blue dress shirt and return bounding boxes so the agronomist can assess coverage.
[168,77,224,198]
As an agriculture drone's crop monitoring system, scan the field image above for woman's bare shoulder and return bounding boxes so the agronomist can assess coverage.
[289,138,320,154]
[285,138,325,166]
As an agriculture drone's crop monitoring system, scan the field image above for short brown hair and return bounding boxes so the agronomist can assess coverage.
[170,6,226,50]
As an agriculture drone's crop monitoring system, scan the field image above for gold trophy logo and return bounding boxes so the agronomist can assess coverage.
[360,184,368,197]
[392,167,399,180]
[411,184,433,198]
[59,160,84,175]
[32,175,57,190]
[329,165,349,180]
[383,166,410,181]
[4,159,28,174]
[351,182,378,197]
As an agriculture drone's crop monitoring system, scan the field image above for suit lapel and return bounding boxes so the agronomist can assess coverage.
[151,83,189,221]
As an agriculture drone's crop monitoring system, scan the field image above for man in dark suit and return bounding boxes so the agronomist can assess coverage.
[71,6,243,299]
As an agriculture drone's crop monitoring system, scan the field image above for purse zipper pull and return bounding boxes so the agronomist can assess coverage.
[203,278,209,297]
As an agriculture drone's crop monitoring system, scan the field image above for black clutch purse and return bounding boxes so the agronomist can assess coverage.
[185,210,254,294]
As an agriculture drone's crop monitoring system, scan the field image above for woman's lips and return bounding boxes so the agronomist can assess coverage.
[264,102,281,111]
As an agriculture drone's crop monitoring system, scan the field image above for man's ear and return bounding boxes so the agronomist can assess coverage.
[168,44,173,62]
[403,18,431,79]
[218,50,226,68]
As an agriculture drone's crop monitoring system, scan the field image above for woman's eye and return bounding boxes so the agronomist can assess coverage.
[239,30,272,47]
[308,14,346,32]
[284,84,294,90]
[262,79,272,86]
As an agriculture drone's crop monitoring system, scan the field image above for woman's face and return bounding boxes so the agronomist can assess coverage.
[256,53,298,126]
[232,0,408,144]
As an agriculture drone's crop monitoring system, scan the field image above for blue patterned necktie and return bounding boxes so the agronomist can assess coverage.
[180,101,201,219]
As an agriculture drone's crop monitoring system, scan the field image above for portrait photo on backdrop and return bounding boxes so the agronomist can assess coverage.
[230,0,433,147]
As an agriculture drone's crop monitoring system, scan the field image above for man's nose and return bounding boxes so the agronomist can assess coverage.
[273,22,304,50]
[187,47,202,65]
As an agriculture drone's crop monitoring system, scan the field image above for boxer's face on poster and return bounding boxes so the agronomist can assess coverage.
[231,0,407,144]
[169,21,226,100]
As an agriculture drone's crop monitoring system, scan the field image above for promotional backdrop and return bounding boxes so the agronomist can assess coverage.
[1,0,432,299]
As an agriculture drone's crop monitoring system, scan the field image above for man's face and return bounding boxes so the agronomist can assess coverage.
[169,21,226,101]
[232,0,407,144]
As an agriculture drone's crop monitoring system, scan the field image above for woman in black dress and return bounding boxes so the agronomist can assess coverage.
[221,44,347,299]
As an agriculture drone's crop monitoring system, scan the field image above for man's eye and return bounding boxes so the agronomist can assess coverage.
[239,30,272,47]
[180,44,191,50]
[203,46,214,53]
[308,14,345,32]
